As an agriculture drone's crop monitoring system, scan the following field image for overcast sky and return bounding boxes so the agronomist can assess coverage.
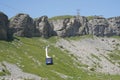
[0,0,120,18]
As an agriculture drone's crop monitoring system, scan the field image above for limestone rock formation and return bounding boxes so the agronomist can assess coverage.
[0,11,120,40]
[108,17,120,36]
[9,13,34,37]
[88,16,109,36]
[34,16,54,38]
[0,12,9,40]
[52,17,80,37]
[50,19,64,36]
[52,16,89,37]
[78,16,89,35]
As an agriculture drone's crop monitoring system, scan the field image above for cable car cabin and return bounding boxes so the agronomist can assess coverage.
[46,57,53,65]
[45,46,53,65]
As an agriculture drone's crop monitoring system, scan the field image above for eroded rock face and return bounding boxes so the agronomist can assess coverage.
[0,11,120,40]
[9,13,34,37]
[52,16,89,37]
[108,17,120,36]
[53,18,80,37]
[78,16,89,35]
[88,17,109,36]
[0,12,9,40]
[34,16,54,38]
[59,18,81,37]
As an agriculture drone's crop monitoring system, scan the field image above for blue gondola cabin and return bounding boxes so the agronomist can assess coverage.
[45,46,53,65]
[46,57,53,65]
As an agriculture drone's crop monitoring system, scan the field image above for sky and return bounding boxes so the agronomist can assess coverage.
[0,0,120,18]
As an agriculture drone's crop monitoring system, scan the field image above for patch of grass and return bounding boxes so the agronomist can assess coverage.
[65,35,94,41]
[101,54,114,65]
[0,63,10,76]
[91,54,101,61]
[108,50,120,61]
[0,72,6,76]
[111,36,120,39]
[47,36,60,43]
[86,16,95,21]
[48,15,74,21]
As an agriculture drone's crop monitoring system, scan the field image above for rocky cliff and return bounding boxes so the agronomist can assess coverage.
[0,12,120,40]
[9,13,34,38]
[51,16,89,37]
[34,16,54,38]
[0,12,9,40]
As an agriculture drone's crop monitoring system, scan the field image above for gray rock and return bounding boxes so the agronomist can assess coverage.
[52,16,89,37]
[51,19,64,36]
[57,17,80,37]
[78,16,89,35]
[9,13,34,37]
[88,17,109,36]
[0,12,9,40]
[0,11,119,39]
[108,16,120,36]
[34,16,54,38]
[52,16,120,37]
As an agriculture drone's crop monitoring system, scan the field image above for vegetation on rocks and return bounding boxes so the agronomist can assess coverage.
[48,15,74,20]
[86,16,95,21]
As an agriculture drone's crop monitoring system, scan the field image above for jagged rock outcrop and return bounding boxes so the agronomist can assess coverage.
[78,16,89,35]
[108,17,120,36]
[0,11,120,40]
[51,19,64,36]
[52,16,89,37]
[9,13,34,37]
[88,16,109,36]
[0,12,9,40]
[53,17,80,37]
[34,16,54,38]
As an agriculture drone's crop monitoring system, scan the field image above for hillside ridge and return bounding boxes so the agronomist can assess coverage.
[0,12,120,41]
[0,36,120,80]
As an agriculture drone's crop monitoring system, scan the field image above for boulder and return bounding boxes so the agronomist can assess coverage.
[34,16,54,38]
[0,12,9,40]
[9,13,34,37]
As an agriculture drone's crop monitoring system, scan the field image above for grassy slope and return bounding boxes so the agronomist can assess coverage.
[0,36,120,80]
[48,15,74,21]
